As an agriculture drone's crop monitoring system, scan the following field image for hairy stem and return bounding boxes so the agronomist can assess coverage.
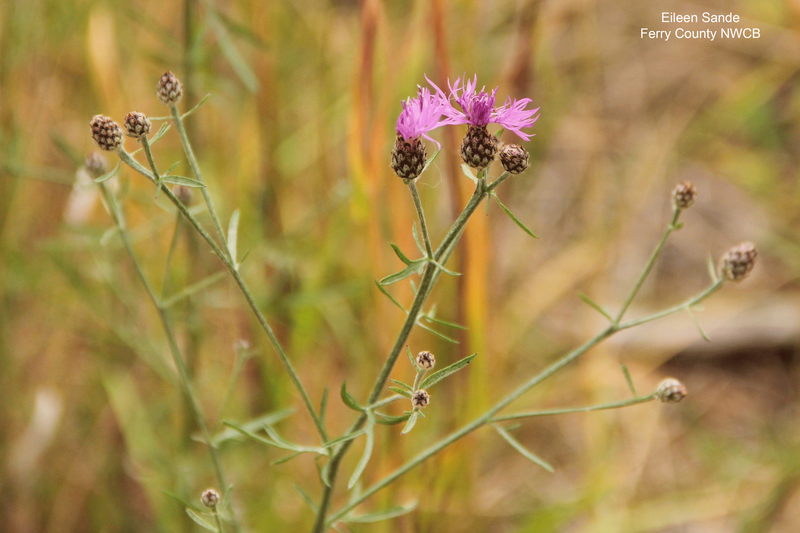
[408,180,434,258]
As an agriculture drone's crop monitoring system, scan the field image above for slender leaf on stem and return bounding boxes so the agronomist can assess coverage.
[272,451,302,465]
[348,412,375,489]
[422,314,467,330]
[406,345,421,372]
[492,424,554,472]
[412,222,425,255]
[388,387,412,398]
[162,271,227,308]
[207,7,258,93]
[491,193,539,238]
[390,379,413,391]
[294,485,319,512]
[162,160,181,176]
[187,509,218,532]
[375,412,411,425]
[148,122,172,146]
[389,242,414,265]
[340,382,365,412]
[460,163,478,184]
[430,259,461,276]
[379,260,425,286]
[94,161,122,183]
[373,280,407,312]
[400,411,419,435]
[621,364,638,398]
[342,502,418,523]
[419,148,441,177]
[319,385,329,433]
[324,429,367,448]
[182,93,212,119]
[577,292,613,322]
[161,175,206,188]
[707,253,719,282]
[161,490,202,512]
[416,322,459,344]
[227,210,240,269]
[420,353,477,389]
[685,307,710,341]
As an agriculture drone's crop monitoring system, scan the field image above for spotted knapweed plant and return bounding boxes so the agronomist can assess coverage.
[86,72,757,532]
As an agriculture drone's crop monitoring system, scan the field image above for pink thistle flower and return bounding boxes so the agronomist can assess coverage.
[444,75,539,141]
[395,78,449,147]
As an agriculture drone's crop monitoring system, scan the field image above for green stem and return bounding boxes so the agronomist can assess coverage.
[169,105,231,260]
[116,149,328,444]
[615,207,682,323]
[97,183,237,531]
[161,214,182,299]
[141,136,164,198]
[617,279,724,330]
[213,509,225,533]
[408,180,434,258]
[490,393,657,422]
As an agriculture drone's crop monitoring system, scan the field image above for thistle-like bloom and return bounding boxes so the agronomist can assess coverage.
[444,75,539,141]
[391,79,449,180]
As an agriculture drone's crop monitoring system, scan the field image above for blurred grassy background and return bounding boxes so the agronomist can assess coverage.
[1,0,799,531]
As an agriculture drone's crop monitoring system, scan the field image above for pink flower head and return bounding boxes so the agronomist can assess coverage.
[395,77,449,147]
[445,75,540,141]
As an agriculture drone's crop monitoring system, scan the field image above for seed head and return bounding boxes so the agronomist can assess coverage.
[124,111,151,138]
[201,488,220,508]
[416,351,435,370]
[460,125,498,169]
[173,185,193,205]
[411,389,430,409]
[719,242,758,282]
[391,135,427,180]
[84,152,109,179]
[672,182,697,210]
[90,115,123,152]
[656,378,687,403]
[499,144,529,174]
[157,71,183,106]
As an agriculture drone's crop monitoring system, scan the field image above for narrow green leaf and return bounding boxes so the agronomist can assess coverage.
[492,424,554,472]
[388,387,412,398]
[406,345,421,372]
[348,413,375,489]
[401,411,419,434]
[673,221,685,230]
[227,209,240,267]
[272,451,302,465]
[210,409,293,445]
[343,502,419,523]
[319,385,329,433]
[220,485,233,511]
[491,193,539,238]
[420,353,477,389]
[460,163,478,184]
[162,271,226,308]
[390,242,413,265]
[324,429,367,448]
[160,490,201,512]
[374,412,411,425]
[161,175,206,188]
[620,364,637,398]
[430,259,461,277]
[294,485,318,512]
[149,121,171,145]
[417,322,459,344]
[93,160,122,183]
[494,127,505,137]
[412,222,425,255]
[208,9,259,92]
[223,421,325,455]
[422,314,467,330]
[685,307,710,342]
[379,260,425,286]
[707,253,718,282]
[374,279,407,312]
[419,148,441,177]
[577,292,613,322]
[340,382,365,412]
[182,93,212,119]
[162,160,181,176]
[186,509,218,532]
[390,379,413,391]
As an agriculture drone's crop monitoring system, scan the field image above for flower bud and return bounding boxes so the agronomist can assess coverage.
[499,144,529,174]
[460,125,498,169]
[201,488,220,508]
[656,378,687,403]
[719,242,757,282]
[411,389,430,409]
[157,71,183,106]
[672,182,697,210]
[124,111,151,138]
[173,185,193,205]
[416,351,435,370]
[84,152,109,179]
[90,115,123,152]
[390,135,427,180]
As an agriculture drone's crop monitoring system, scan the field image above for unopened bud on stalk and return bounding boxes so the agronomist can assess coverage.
[84,152,109,179]
[173,185,193,205]
[390,135,426,180]
[90,115,123,152]
[460,125,498,169]
[719,242,757,282]
[233,339,251,352]
[656,378,687,403]
[124,111,151,138]
[201,488,220,508]
[672,182,697,210]
[499,144,529,174]
[411,389,430,409]
[157,71,183,106]
[416,351,435,370]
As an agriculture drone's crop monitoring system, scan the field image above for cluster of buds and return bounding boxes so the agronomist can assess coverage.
[656,378,688,403]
